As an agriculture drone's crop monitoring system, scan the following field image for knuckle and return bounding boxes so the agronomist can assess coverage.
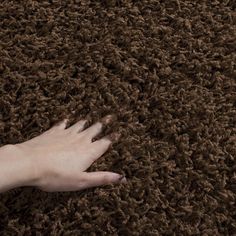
[78,180,88,190]
[4,144,15,150]
[78,174,87,184]
[1,144,18,153]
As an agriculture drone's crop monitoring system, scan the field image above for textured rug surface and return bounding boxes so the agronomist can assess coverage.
[0,0,236,235]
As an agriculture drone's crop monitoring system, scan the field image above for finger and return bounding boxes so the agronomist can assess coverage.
[66,119,87,134]
[82,114,115,141]
[90,132,121,161]
[81,171,127,189]
[83,133,121,170]
[50,118,69,131]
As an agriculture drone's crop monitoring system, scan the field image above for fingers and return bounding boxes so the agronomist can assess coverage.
[81,171,127,189]
[82,122,102,141]
[90,132,121,160]
[49,114,116,137]
[66,119,87,134]
[82,114,115,141]
[78,132,121,171]
[50,118,69,131]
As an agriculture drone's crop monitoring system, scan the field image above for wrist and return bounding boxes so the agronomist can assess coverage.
[14,144,43,188]
[0,144,42,192]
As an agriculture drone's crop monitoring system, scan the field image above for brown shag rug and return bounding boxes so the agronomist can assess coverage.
[0,0,236,235]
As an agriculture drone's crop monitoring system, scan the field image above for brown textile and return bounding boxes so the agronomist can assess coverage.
[0,0,235,235]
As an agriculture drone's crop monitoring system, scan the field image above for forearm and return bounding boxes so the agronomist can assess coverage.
[0,145,37,193]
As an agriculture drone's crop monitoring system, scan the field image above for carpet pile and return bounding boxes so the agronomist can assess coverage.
[0,0,235,235]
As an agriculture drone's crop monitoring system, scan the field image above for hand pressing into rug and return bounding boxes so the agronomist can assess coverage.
[0,114,126,193]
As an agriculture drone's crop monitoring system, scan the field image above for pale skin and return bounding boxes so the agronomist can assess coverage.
[0,114,127,193]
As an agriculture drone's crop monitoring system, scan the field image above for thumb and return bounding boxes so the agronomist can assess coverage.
[82,171,127,189]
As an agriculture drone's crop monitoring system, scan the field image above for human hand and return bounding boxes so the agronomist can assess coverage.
[15,114,127,192]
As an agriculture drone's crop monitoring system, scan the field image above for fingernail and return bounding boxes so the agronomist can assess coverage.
[101,114,116,125]
[109,132,121,142]
[118,175,127,183]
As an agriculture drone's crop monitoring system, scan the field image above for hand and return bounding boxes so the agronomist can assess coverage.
[15,114,127,192]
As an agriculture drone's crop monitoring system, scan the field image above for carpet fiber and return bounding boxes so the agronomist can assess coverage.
[0,0,236,235]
